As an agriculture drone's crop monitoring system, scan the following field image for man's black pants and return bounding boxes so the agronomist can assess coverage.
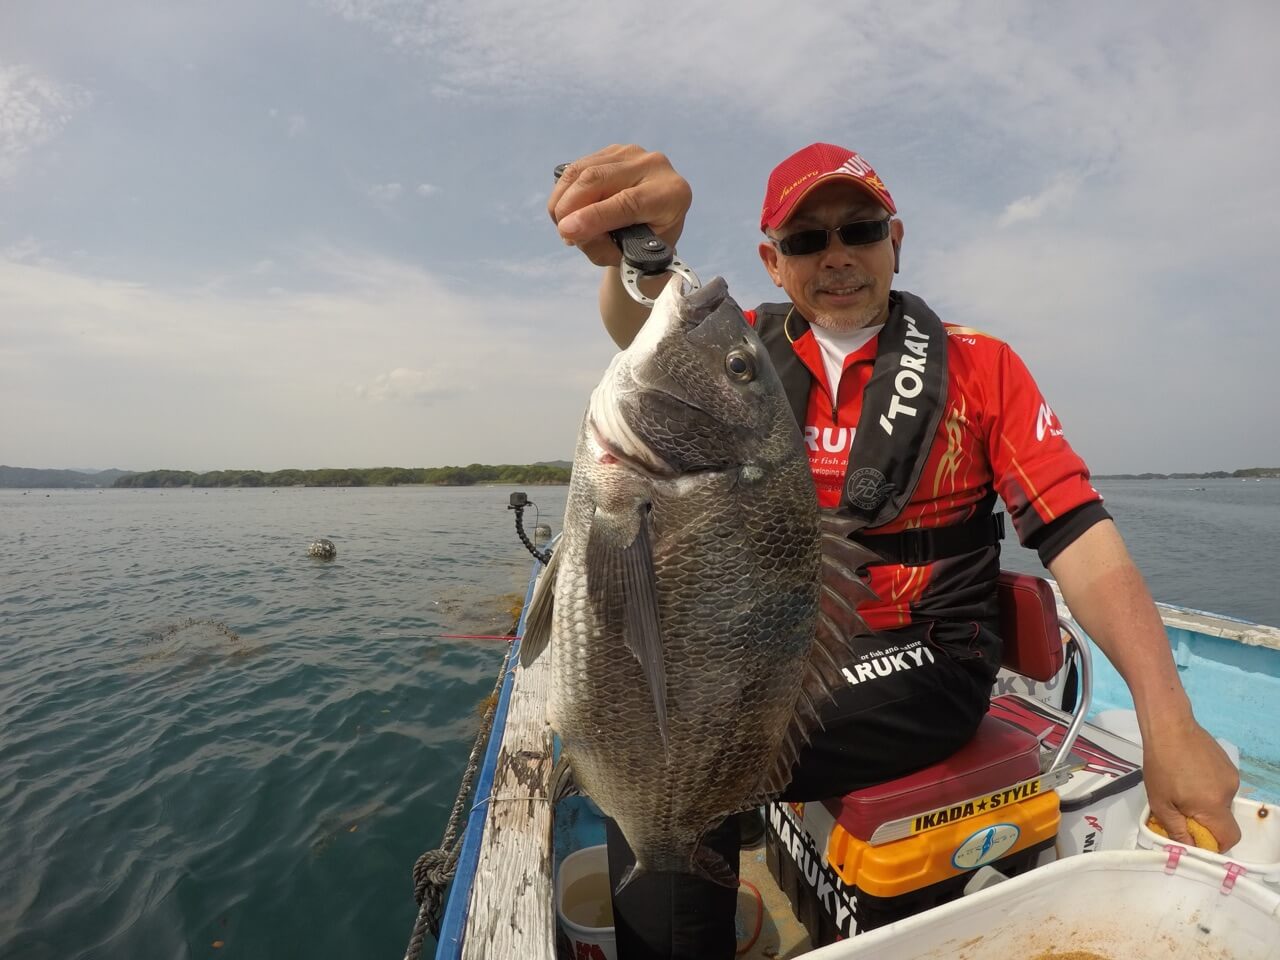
[603,620,996,960]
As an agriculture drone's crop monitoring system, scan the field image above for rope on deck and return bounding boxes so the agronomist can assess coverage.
[403,642,512,960]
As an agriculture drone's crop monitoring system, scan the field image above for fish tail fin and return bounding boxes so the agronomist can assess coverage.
[691,844,739,889]
[613,862,647,897]
[613,847,738,896]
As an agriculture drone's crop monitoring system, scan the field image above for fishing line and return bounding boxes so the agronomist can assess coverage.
[469,794,552,814]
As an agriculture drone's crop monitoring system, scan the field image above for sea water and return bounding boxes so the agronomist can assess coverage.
[1,478,1277,959]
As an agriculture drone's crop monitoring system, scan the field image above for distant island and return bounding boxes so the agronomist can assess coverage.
[1092,468,1279,480]
[3,463,1277,489]
[0,463,571,489]
[0,466,134,488]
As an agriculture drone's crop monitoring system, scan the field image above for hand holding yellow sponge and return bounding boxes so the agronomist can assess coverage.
[1146,813,1221,853]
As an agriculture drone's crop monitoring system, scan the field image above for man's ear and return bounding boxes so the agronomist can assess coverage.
[890,217,904,275]
[758,241,784,287]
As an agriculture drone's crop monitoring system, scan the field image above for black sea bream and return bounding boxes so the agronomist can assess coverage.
[520,278,873,888]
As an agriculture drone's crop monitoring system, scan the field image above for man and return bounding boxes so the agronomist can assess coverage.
[548,143,1240,960]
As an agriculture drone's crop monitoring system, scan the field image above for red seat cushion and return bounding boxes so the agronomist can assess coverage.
[825,710,1044,840]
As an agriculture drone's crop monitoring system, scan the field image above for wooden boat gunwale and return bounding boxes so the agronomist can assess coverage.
[434,558,553,958]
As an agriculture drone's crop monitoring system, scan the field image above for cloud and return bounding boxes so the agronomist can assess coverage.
[4,1,1277,476]
[320,3,1279,216]
[997,175,1082,228]
[313,4,1162,137]
[3,236,44,262]
[368,182,403,201]
[0,248,613,470]
[356,367,457,404]
[266,107,307,137]
[0,64,91,181]
[492,190,550,226]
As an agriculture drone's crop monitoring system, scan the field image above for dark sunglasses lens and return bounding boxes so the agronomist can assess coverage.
[778,229,829,257]
[835,220,891,246]
[778,220,889,256]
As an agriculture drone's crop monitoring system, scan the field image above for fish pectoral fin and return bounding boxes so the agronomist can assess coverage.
[692,844,739,889]
[518,545,559,668]
[586,506,670,750]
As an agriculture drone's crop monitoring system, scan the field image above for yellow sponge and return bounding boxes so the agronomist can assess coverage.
[1146,814,1221,853]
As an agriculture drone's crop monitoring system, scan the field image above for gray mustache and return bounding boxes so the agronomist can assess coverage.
[815,272,873,291]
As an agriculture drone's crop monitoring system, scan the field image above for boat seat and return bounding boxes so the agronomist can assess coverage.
[825,572,1069,842]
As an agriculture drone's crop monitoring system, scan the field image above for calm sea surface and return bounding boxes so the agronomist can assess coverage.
[2,479,1278,959]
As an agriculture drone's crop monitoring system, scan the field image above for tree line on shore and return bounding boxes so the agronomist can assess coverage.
[111,464,571,488]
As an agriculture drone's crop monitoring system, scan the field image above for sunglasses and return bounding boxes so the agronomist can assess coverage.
[774,218,891,257]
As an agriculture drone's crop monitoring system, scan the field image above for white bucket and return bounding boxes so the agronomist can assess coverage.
[804,850,1280,959]
[556,845,617,960]
[1138,797,1280,888]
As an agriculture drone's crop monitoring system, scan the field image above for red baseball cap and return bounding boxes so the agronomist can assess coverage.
[760,143,896,231]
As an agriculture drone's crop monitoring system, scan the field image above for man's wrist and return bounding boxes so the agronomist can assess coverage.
[1132,686,1196,735]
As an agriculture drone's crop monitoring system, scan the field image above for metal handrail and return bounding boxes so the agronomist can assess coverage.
[1047,610,1094,775]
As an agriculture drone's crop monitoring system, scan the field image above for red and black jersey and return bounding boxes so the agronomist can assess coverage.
[745,298,1107,633]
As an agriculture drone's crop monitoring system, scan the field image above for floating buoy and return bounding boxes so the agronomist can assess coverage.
[308,538,337,560]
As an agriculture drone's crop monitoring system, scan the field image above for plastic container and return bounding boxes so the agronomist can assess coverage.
[555,844,617,960]
[1138,797,1280,888]
[804,850,1280,959]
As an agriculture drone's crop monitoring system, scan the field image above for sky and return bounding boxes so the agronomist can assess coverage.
[2,0,1277,474]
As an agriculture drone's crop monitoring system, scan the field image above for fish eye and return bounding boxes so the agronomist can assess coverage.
[725,351,755,382]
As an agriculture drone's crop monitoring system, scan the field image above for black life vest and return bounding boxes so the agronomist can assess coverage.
[756,291,1004,565]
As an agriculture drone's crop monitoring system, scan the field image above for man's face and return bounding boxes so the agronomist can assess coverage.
[758,179,904,332]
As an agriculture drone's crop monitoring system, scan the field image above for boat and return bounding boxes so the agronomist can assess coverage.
[423,495,1280,960]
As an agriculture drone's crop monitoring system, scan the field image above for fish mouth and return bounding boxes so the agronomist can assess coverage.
[589,418,676,479]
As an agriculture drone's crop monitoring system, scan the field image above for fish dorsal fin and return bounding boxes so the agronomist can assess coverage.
[518,546,560,668]
[751,510,878,802]
[586,505,670,750]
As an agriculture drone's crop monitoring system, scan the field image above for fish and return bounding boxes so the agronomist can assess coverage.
[519,276,877,891]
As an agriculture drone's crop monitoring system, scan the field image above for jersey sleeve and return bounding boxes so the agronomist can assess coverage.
[985,342,1106,557]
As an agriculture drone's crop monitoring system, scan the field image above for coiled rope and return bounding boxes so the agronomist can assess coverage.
[403,642,511,960]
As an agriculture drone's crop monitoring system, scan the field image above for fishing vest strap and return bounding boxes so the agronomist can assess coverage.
[755,292,949,532]
[841,291,947,528]
[856,511,1006,568]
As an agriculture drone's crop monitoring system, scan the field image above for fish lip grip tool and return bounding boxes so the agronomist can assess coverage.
[554,163,701,307]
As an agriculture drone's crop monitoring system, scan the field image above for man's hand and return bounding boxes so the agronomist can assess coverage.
[1049,520,1242,851]
[1141,713,1241,851]
[548,144,692,268]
